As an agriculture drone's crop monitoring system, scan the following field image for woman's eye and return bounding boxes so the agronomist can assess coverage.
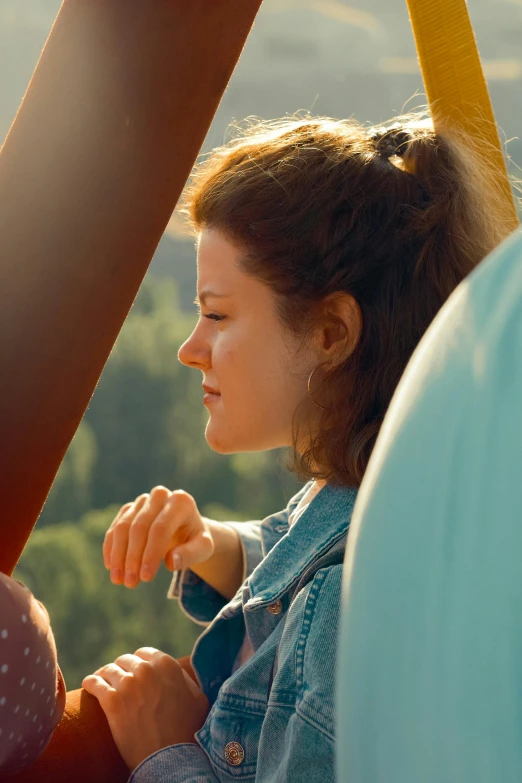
[203,313,226,322]
[194,303,226,322]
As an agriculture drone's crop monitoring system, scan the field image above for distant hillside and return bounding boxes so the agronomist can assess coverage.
[149,234,197,311]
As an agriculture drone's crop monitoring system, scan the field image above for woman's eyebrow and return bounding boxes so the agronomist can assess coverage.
[195,290,230,305]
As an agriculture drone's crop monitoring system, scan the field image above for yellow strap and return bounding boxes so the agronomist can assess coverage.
[406,0,519,232]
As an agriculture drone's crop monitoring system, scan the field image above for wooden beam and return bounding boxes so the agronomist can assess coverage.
[0,0,262,575]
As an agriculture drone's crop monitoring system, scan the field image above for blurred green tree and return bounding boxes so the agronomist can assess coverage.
[15,506,200,689]
[39,421,98,524]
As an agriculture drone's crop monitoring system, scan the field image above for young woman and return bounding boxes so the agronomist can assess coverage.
[0,573,66,776]
[82,115,505,782]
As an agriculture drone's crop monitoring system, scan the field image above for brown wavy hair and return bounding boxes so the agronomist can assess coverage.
[182,114,509,486]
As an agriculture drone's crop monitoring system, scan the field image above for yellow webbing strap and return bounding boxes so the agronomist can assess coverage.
[406,0,519,233]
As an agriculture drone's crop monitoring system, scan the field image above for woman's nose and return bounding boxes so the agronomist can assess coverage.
[178,325,210,370]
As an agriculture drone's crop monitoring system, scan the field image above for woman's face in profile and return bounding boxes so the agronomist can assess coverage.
[178,228,314,455]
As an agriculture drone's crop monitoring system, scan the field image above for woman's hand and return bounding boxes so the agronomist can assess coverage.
[104,486,214,588]
[82,647,209,771]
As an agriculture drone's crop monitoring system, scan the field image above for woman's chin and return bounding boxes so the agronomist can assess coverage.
[206,438,234,454]
[204,425,235,454]
[205,422,260,454]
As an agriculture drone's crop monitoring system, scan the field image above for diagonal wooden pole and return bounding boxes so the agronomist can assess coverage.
[406,0,519,234]
[1,3,262,779]
[0,0,262,577]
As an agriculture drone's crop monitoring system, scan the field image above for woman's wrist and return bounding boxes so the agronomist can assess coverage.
[190,520,244,600]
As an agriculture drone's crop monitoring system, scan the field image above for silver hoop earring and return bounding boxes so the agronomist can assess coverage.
[307,366,328,410]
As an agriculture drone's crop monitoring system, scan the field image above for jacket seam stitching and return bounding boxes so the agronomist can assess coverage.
[248,526,348,610]
[296,702,335,742]
[295,569,328,700]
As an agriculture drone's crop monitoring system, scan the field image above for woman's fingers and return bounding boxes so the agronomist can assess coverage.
[84,662,129,691]
[108,494,149,583]
[82,647,208,769]
[82,673,114,701]
[83,656,146,701]
[113,653,148,673]
[104,488,203,587]
[133,647,161,661]
[103,502,132,570]
[164,548,178,571]
[123,487,171,587]
[133,647,181,678]
[140,491,195,581]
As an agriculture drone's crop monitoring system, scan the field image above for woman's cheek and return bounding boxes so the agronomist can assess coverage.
[213,337,242,384]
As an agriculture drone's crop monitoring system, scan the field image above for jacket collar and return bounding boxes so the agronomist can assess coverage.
[246,483,357,609]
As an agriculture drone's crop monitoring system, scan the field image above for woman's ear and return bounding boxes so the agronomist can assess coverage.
[320,292,362,363]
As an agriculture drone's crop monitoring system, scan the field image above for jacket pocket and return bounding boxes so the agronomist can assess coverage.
[196,693,266,781]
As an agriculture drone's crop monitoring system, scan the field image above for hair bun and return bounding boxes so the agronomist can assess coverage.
[369,125,411,159]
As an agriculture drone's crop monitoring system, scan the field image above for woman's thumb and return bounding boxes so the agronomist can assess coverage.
[165,549,182,571]
[166,532,213,572]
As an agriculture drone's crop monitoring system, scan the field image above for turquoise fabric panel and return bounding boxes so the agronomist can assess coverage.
[337,229,522,783]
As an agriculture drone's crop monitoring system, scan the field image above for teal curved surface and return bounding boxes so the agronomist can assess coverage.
[337,229,522,783]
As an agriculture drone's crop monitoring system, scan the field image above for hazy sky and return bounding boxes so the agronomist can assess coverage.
[0,0,520,144]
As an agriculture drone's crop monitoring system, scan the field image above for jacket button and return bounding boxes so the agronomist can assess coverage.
[267,599,283,615]
[224,741,245,766]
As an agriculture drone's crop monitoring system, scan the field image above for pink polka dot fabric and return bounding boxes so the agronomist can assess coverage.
[0,572,63,777]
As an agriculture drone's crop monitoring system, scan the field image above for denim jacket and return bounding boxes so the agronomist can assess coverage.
[130,481,357,783]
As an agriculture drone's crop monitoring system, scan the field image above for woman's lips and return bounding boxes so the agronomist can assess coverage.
[202,385,221,405]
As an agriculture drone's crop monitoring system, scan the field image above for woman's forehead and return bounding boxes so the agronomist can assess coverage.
[197,236,244,300]
[196,228,282,322]
[197,228,241,279]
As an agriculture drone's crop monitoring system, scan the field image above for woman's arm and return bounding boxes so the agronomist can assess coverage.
[189,519,244,600]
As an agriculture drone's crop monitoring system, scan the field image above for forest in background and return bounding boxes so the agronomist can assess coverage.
[3,0,521,687]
